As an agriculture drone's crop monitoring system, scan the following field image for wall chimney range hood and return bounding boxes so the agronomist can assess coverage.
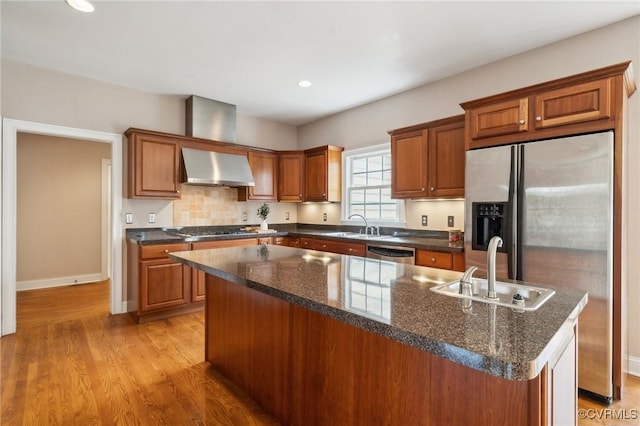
[182,95,254,187]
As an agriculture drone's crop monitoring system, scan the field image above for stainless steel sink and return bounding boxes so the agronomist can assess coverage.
[429,277,555,311]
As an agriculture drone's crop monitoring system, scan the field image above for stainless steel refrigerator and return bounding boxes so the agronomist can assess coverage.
[464,131,614,400]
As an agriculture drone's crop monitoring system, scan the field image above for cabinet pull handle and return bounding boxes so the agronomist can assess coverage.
[518,119,525,125]
[536,116,542,122]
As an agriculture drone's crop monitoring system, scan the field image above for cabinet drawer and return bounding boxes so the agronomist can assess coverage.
[140,243,190,260]
[299,237,314,249]
[313,239,366,257]
[415,250,453,270]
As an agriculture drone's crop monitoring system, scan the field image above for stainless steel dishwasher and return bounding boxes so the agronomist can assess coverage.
[365,243,415,264]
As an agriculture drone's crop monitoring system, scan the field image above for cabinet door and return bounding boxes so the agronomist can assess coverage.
[534,79,611,129]
[429,121,465,198]
[298,237,314,249]
[304,150,328,202]
[239,151,278,201]
[278,152,305,202]
[391,130,429,198]
[304,146,342,202]
[128,132,181,199]
[468,98,529,141]
[140,259,191,312]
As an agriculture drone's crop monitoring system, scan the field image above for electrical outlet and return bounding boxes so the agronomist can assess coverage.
[323,212,327,222]
[421,215,428,226]
[448,216,454,227]
[125,213,133,224]
[148,213,156,224]
[242,212,248,222]
[285,212,290,220]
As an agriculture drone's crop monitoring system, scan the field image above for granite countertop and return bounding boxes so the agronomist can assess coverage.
[126,226,463,253]
[169,245,587,381]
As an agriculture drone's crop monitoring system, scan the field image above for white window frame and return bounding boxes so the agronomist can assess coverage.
[341,143,405,228]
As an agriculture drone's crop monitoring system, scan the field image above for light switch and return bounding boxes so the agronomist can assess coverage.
[285,212,290,220]
[148,213,156,223]
[125,213,133,224]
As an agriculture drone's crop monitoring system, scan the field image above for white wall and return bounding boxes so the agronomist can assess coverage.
[298,16,640,365]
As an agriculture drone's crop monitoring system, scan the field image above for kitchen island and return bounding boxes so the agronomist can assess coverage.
[170,245,587,425]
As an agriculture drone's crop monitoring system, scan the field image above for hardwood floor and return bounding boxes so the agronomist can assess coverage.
[1,281,278,425]
[2,281,639,425]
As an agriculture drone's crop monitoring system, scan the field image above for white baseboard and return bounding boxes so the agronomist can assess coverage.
[17,273,104,291]
[629,356,640,377]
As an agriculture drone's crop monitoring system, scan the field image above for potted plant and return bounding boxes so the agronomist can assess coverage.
[257,203,270,230]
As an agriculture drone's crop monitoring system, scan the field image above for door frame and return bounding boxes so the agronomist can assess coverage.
[1,118,124,335]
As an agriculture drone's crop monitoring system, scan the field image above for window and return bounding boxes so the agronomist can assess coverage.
[343,145,403,225]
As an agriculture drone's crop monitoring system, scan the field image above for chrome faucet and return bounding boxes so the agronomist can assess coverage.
[459,266,478,295]
[348,213,369,235]
[486,236,503,300]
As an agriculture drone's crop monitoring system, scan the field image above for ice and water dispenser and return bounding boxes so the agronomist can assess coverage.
[471,202,509,252]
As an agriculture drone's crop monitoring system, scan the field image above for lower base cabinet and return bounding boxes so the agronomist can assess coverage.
[205,274,573,425]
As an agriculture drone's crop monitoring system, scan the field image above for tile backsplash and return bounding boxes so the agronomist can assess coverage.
[173,185,239,226]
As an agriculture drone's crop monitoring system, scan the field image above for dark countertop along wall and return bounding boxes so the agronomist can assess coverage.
[126,224,464,253]
[170,245,587,381]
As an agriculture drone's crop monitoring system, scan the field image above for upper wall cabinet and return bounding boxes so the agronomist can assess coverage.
[238,150,278,201]
[278,151,305,202]
[390,115,465,199]
[126,129,181,199]
[461,62,635,150]
[304,145,343,202]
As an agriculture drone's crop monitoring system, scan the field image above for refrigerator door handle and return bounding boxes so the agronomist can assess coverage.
[516,145,525,280]
[507,146,517,280]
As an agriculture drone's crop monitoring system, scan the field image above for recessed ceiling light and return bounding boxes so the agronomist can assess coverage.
[298,80,312,88]
[65,0,95,13]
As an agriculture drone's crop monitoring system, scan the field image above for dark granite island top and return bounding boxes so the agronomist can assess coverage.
[170,244,587,381]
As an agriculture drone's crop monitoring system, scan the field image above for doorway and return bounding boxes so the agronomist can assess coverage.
[2,118,124,336]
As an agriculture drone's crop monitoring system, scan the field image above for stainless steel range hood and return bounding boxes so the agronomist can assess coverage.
[182,147,255,187]
[182,148,255,187]
[182,95,254,187]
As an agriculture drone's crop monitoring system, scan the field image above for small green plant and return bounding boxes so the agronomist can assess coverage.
[257,203,270,220]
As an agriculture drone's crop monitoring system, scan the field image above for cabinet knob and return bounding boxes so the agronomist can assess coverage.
[164,249,169,253]
[421,187,425,191]
[348,248,353,252]
[431,257,436,263]
[536,116,542,122]
[323,193,326,197]
[299,194,303,198]
[430,187,434,191]
[518,119,525,125]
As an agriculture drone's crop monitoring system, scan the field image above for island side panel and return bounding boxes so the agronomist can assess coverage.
[205,275,291,424]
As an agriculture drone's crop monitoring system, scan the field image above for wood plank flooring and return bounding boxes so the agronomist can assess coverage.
[2,281,278,425]
[2,280,639,425]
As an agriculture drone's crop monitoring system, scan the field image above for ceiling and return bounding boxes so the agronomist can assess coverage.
[2,1,639,126]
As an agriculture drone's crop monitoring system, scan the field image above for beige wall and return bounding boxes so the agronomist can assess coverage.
[298,17,640,362]
[1,59,299,230]
[16,133,111,286]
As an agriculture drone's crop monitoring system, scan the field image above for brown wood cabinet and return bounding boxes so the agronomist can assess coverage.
[304,145,343,202]
[278,151,305,202]
[461,62,632,150]
[238,150,278,201]
[390,115,465,199]
[127,242,194,323]
[205,273,575,425]
[312,238,366,257]
[416,249,465,272]
[126,130,181,199]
